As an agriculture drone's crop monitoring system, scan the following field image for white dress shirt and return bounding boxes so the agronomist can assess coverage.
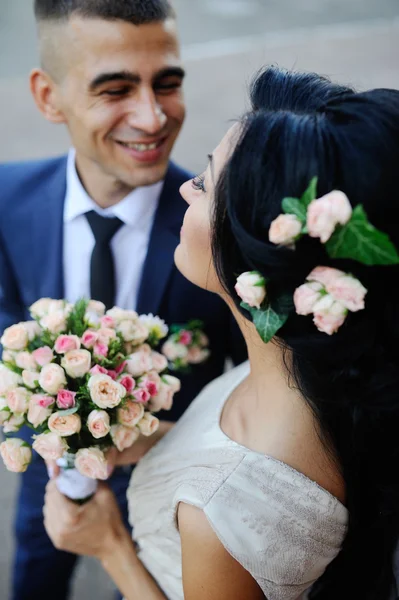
[63,149,163,310]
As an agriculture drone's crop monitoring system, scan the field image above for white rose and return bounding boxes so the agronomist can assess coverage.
[162,374,181,393]
[117,400,145,428]
[75,447,109,480]
[40,310,67,334]
[87,410,111,439]
[39,364,67,395]
[32,432,68,462]
[22,370,40,390]
[137,413,160,437]
[0,438,32,473]
[22,321,42,341]
[0,397,10,425]
[234,271,266,309]
[110,425,140,452]
[0,365,23,395]
[61,349,92,379]
[161,340,188,362]
[48,412,82,437]
[1,324,29,351]
[150,351,168,373]
[88,374,126,409]
[126,350,153,377]
[6,387,31,414]
[15,352,38,372]
[106,307,138,324]
[3,413,25,434]
[117,320,148,344]
[29,298,53,319]
[27,394,55,429]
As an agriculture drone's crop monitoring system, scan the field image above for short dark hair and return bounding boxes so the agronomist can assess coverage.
[212,67,399,599]
[34,0,175,25]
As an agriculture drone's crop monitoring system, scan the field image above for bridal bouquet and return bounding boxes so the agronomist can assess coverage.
[0,299,183,500]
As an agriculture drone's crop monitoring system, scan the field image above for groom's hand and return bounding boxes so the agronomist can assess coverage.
[43,480,129,560]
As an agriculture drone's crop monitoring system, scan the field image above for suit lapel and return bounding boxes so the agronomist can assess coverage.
[136,162,188,315]
[32,157,66,300]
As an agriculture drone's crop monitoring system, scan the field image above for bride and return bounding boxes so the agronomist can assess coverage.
[43,66,399,600]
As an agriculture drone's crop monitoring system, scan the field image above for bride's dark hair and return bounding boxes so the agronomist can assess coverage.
[212,66,399,598]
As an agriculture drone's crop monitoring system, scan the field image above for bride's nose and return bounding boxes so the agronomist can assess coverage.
[179,180,193,205]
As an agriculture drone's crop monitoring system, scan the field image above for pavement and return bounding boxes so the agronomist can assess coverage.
[0,0,398,598]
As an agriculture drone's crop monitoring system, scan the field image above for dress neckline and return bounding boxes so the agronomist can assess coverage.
[216,362,348,515]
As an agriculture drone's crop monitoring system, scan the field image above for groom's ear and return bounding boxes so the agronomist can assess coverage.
[29,68,67,125]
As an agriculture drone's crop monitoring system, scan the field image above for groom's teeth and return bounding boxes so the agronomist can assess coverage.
[121,142,159,151]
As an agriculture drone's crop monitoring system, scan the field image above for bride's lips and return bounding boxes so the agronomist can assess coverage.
[115,137,168,163]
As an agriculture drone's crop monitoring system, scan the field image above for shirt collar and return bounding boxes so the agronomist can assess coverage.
[64,148,163,226]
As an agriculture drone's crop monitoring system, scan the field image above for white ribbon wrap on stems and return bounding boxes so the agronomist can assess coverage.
[56,453,98,501]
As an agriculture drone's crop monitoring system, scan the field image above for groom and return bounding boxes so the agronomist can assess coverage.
[0,1,247,599]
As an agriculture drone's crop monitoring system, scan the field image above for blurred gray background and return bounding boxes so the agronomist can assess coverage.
[1,0,399,598]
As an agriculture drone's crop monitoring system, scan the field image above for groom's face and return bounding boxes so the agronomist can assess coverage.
[37,17,186,189]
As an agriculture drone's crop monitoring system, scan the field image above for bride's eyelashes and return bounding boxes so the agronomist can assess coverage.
[191,174,206,192]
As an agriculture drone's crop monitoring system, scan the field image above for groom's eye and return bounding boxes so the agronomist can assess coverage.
[191,174,206,192]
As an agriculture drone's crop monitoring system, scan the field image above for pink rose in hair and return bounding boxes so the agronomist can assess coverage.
[54,335,81,354]
[325,273,367,312]
[235,272,266,309]
[307,266,344,288]
[294,281,325,315]
[307,190,352,243]
[268,214,302,246]
[312,295,347,336]
[56,389,77,410]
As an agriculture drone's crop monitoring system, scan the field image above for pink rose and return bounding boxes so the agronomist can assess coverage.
[117,400,145,428]
[15,352,37,372]
[307,266,344,288]
[3,413,25,433]
[161,340,188,362]
[126,350,153,377]
[114,361,127,376]
[88,374,126,409]
[0,365,22,395]
[162,374,181,393]
[106,370,117,380]
[179,331,193,346]
[54,335,81,354]
[22,370,40,390]
[39,363,67,395]
[294,281,325,316]
[139,372,160,397]
[96,328,117,346]
[325,273,367,312]
[138,413,160,437]
[56,390,77,410]
[75,447,109,480]
[6,387,31,414]
[312,295,347,335]
[234,271,266,309]
[0,438,32,473]
[32,432,68,461]
[133,388,150,403]
[110,425,140,452]
[48,412,81,436]
[90,365,108,376]
[119,375,136,394]
[87,410,111,439]
[61,349,92,379]
[148,383,174,412]
[81,330,98,349]
[100,315,115,329]
[268,214,303,246]
[40,310,67,334]
[27,394,55,428]
[307,191,352,243]
[32,346,54,367]
[187,346,210,364]
[1,324,29,351]
[150,351,168,373]
[94,343,108,358]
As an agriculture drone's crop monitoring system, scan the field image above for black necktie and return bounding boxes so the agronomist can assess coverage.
[85,211,123,310]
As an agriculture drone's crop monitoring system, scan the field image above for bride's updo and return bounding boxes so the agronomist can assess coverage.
[212,67,399,599]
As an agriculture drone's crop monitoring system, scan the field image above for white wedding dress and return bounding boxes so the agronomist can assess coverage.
[127,362,348,600]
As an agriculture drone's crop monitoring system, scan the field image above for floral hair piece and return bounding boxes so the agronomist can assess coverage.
[235,178,399,341]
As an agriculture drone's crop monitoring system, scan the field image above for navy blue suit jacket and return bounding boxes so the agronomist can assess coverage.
[0,156,246,422]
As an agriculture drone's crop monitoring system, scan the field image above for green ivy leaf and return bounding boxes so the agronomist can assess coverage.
[282,197,307,223]
[67,298,89,337]
[300,176,318,208]
[241,302,289,344]
[326,205,399,266]
[57,401,80,417]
